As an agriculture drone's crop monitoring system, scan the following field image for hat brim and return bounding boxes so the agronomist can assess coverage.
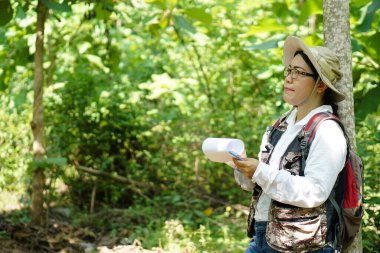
[283,36,345,102]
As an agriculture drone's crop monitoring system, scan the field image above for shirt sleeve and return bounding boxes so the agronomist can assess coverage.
[234,169,255,191]
[232,127,269,191]
[252,120,347,208]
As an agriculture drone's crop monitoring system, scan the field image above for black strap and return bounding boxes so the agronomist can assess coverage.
[329,195,343,251]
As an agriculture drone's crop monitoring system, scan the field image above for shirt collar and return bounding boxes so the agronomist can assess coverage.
[286,105,333,127]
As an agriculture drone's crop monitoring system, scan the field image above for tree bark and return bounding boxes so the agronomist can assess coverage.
[31,0,47,227]
[323,0,361,252]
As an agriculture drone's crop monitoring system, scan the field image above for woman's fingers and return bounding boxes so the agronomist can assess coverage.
[232,158,259,179]
[225,160,237,169]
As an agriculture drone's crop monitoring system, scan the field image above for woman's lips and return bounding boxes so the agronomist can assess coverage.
[284,87,294,92]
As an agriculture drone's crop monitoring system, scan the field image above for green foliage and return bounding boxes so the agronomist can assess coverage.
[0,94,32,192]
[356,0,380,32]
[357,113,380,252]
[41,0,72,13]
[73,193,249,252]
[298,0,323,25]
[0,0,13,26]
[0,0,379,251]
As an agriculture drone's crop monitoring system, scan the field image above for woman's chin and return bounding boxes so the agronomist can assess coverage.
[283,95,296,106]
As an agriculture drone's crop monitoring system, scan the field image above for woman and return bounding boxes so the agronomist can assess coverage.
[232,36,347,253]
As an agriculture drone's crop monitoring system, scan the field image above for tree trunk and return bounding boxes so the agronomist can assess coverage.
[323,0,362,252]
[31,0,47,227]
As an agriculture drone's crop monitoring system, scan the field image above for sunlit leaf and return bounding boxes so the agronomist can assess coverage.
[77,42,92,54]
[167,0,178,9]
[83,54,110,73]
[356,0,380,32]
[352,0,372,6]
[184,7,212,25]
[246,19,287,36]
[298,0,323,25]
[144,0,165,9]
[245,39,280,50]
[95,3,112,20]
[160,16,169,28]
[173,15,196,33]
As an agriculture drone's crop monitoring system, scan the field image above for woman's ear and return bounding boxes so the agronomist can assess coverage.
[317,81,328,94]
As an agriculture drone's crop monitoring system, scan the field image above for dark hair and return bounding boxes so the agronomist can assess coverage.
[294,50,318,80]
[294,50,339,115]
[323,89,339,115]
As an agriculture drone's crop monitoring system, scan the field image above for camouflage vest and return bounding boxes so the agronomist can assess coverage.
[247,112,339,252]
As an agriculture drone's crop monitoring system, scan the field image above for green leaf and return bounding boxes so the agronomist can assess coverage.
[22,2,30,12]
[148,23,161,36]
[0,0,14,26]
[41,0,71,12]
[13,90,28,109]
[362,32,380,64]
[351,38,362,53]
[46,157,67,166]
[352,0,372,6]
[356,84,380,120]
[245,39,280,50]
[30,157,67,170]
[84,54,110,73]
[183,7,212,25]
[95,3,112,20]
[144,0,165,9]
[246,19,287,36]
[357,0,380,32]
[16,5,26,19]
[173,15,196,33]
[298,0,323,25]
[167,0,178,9]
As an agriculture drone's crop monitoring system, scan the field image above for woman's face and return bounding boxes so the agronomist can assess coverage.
[283,54,317,106]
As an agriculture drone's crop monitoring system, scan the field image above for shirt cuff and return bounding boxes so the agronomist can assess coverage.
[234,169,255,191]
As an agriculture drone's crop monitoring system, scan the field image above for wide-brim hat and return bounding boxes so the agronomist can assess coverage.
[283,36,345,102]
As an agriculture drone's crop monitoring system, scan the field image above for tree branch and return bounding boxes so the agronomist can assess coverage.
[73,160,152,195]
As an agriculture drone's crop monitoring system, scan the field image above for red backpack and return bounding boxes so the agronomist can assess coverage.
[300,112,364,251]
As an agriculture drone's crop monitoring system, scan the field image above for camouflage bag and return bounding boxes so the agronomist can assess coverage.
[266,203,328,252]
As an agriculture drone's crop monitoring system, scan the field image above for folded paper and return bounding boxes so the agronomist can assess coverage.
[202,138,245,163]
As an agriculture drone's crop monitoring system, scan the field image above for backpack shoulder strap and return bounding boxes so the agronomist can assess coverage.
[302,112,351,150]
[301,112,335,148]
[299,112,351,172]
[298,112,336,175]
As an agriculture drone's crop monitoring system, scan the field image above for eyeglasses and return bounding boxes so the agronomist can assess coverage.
[284,67,315,79]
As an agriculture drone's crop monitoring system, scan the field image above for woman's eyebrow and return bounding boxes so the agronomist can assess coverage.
[289,65,308,71]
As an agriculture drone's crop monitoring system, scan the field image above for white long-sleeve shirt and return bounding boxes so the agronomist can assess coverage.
[234,105,347,221]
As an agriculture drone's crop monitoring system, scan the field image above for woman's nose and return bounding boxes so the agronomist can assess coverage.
[285,73,292,83]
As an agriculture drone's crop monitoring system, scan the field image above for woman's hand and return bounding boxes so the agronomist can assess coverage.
[225,150,247,169]
[232,157,259,179]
